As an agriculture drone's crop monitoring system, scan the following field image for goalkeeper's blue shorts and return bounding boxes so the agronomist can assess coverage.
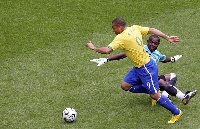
[123,59,159,94]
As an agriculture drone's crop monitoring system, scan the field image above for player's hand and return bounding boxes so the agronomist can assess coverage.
[90,58,108,66]
[168,36,179,44]
[85,41,95,50]
[171,55,182,62]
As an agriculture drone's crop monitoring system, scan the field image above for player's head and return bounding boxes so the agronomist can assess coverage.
[112,18,126,35]
[147,35,160,52]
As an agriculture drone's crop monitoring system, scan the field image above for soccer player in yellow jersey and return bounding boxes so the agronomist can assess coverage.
[85,18,182,123]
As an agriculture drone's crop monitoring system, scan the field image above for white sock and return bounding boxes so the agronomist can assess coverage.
[176,90,185,100]
[162,91,169,98]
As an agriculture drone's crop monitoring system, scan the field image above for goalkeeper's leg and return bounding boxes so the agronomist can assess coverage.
[159,73,187,101]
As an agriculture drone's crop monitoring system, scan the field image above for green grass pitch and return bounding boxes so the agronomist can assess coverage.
[0,0,200,128]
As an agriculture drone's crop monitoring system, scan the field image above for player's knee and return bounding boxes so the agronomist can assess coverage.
[159,79,167,90]
[150,92,161,100]
[121,85,129,91]
[121,81,132,91]
[158,75,166,82]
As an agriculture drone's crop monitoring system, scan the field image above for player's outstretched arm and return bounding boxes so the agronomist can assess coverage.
[170,55,182,62]
[85,41,112,54]
[148,28,179,44]
[90,53,127,66]
[162,55,182,63]
[108,53,127,61]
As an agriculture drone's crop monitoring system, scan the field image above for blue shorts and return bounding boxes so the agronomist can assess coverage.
[123,59,159,94]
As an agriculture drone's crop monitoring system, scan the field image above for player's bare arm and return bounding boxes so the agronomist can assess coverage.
[90,53,127,66]
[148,28,179,44]
[108,53,127,61]
[162,57,172,63]
[85,41,112,54]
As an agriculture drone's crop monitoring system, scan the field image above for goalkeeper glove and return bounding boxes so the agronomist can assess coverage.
[171,55,182,62]
[90,58,109,66]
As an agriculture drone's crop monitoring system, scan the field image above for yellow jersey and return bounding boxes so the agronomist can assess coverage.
[108,25,150,68]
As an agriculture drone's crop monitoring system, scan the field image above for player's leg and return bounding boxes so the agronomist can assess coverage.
[152,77,168,106]
[128,84,148,93]
[159,73,177,97]
[159,73,184,99]
[159,73,197,105]
[168,73,177,86]
[168,73,197,105]
[158,76,169,98]
[121,81,148,93]
[121,81,133,91]
[140,59,182,123]
[122,67,148,93]
[152,92,182,124]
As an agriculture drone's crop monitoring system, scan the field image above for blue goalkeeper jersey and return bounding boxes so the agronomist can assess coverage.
[144,45,166,64]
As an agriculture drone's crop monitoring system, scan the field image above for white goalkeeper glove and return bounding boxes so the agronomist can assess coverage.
[90,58,109,66]
[171,55,182,62]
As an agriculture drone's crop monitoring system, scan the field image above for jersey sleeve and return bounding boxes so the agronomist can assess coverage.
[107,35,123,51]
[159,52,167,62]
[136,25,149,36]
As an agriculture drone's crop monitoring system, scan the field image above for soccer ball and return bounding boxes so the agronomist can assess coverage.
[62,107,77,122]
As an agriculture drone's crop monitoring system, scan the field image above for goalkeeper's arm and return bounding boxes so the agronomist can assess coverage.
[107,53,127,61]
[161,55,182,63]
[90,53,127,66]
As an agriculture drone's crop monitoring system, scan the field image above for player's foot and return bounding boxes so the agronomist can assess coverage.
[182,90,197,105]
[169,73,177,86]
[168,110,182,124]
[152,99,157,106]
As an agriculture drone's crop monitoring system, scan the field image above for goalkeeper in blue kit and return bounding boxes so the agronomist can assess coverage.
[90,35,197,106]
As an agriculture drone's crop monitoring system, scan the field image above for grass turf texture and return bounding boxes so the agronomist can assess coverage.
[0,0,200,128]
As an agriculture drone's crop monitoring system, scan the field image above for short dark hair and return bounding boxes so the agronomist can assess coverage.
[112,18,126,27]
[149,35,160,43]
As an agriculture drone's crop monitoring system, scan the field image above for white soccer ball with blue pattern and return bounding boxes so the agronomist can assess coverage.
[62,107,77,122]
